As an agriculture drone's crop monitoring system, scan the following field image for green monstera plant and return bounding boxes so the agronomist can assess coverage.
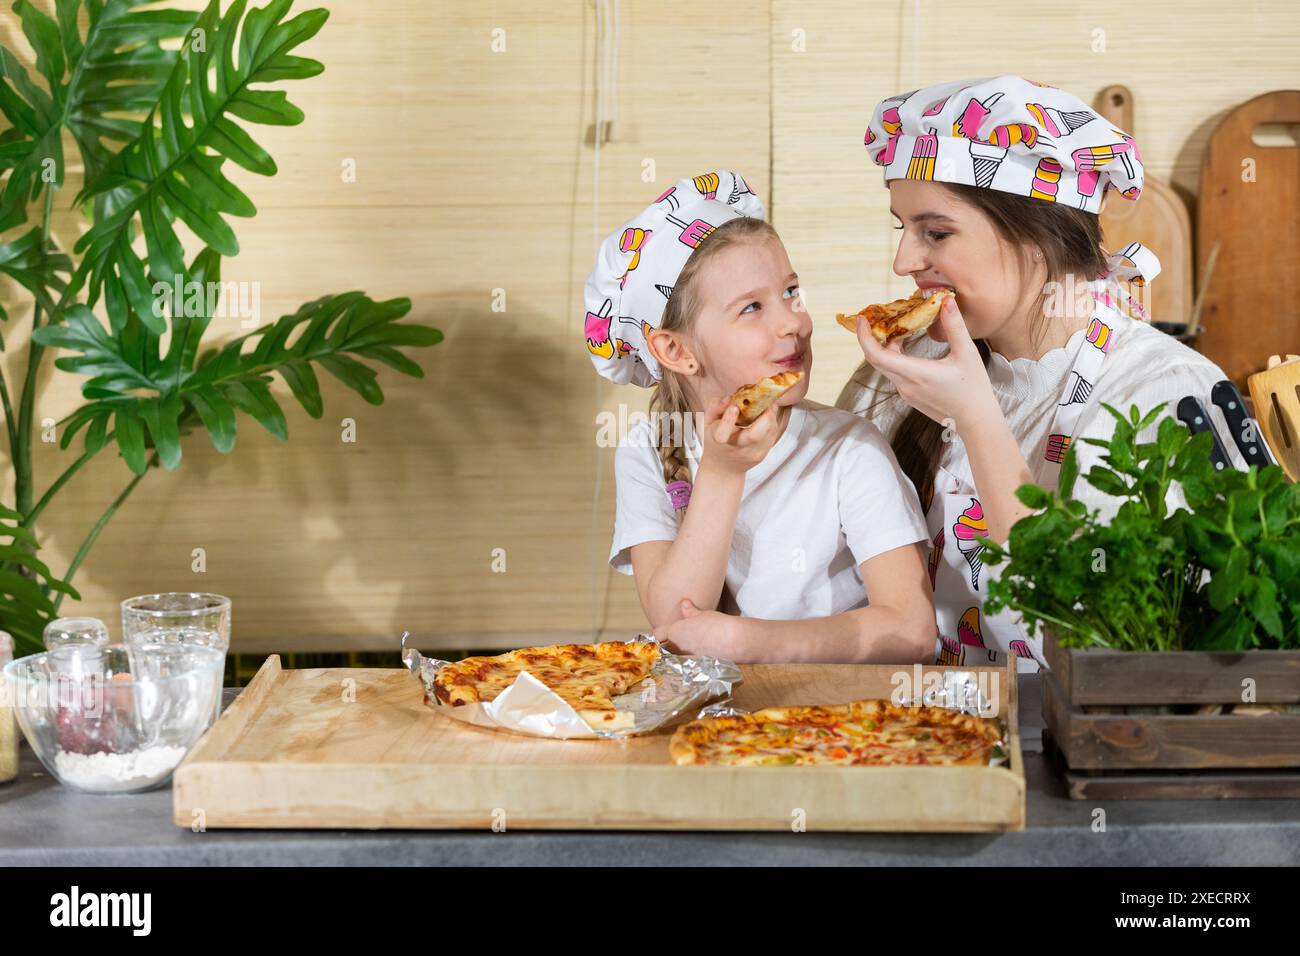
[0,0,442,655]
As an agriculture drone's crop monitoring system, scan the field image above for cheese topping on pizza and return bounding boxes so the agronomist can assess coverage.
[836,288,954,345]
[670,699,1002,767]
[432,641,660,727]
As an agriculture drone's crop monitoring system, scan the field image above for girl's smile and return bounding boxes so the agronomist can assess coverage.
[693,238,813,405]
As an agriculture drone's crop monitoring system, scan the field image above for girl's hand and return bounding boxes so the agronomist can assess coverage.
[854,294,999,431]
[697,396,784,476]
[655,598,743,659]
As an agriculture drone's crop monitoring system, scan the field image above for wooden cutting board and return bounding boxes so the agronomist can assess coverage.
[1094,85,1193,329]
[172,655,1023,832]
[1248,355,1300,481]
[1198,90,1300,387]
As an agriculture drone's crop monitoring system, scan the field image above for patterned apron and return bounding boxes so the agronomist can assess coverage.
[929,242,1162,672]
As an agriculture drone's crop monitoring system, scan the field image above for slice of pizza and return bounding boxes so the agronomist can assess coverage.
[432,641,660,731]
[836,288,954,345]
[728,370,803,425]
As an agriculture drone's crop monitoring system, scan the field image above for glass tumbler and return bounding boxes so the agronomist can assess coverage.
[121,593,231,721]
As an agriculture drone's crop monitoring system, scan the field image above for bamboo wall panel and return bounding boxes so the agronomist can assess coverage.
[0,1,770,650]
[771,0,1300,408]
[3,1,1292,651]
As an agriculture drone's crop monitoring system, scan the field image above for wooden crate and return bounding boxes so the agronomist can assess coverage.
[172,656,1023,831]
[1041,633,1300,799]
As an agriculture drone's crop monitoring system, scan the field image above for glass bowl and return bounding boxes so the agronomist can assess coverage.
[3,642,225,795]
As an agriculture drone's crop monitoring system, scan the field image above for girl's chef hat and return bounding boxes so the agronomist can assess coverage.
[583,170,765,387]
[865,74,1145,213]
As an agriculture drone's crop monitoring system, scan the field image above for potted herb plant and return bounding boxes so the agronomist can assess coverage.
[981,403,1300,795]
[0,0,442,656]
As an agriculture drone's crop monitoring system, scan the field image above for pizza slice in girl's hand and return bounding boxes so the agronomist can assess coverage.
[836,288,954,345]
[727,370,803,425]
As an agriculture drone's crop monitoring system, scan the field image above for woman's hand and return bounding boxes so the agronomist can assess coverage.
[697,396,784,477]
[855,294,999,431]
[858,294,1038,543]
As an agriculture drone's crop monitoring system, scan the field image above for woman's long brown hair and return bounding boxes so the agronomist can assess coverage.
[881,181,1109,512]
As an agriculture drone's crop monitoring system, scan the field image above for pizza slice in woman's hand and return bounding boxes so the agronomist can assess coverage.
[837,288,955,345]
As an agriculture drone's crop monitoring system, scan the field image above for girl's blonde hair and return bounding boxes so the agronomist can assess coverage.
[647,215,782,613]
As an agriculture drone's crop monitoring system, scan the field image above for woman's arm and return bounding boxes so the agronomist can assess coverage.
[658,542,936,663]
[852,298,1035,544]
[953,393,1038,544]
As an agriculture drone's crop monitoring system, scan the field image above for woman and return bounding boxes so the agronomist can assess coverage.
[837,74,1243,672]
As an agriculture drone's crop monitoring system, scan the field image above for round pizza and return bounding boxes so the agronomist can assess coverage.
[670,699,1003,767]
[432,641,661,730]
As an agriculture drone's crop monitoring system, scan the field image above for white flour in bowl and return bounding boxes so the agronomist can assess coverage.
[54,745,188,793]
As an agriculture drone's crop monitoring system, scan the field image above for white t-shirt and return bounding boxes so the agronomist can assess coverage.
[834,311,1245,520]
[609,399,929,620]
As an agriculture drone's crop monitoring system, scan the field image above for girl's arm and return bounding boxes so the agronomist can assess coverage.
[659,542,936,663]
[630,457,745,630]
[631,398,786,631]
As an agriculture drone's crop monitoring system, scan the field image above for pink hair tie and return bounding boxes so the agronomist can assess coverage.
[666,480,691,509]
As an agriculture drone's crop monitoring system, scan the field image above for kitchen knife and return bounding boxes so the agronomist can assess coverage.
[1176,396,1232,472]
[1210,378,1278,467]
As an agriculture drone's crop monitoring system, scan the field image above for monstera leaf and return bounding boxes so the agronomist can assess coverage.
[0,503,79,655]
[33,249,442,475]
[0,0,198,233]
[0,225,70,327]
[0,1,441,644]
[73,0,327,331]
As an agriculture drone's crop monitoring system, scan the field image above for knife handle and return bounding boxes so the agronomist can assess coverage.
[1176,396,1232,472]
[1210,379,1277,467]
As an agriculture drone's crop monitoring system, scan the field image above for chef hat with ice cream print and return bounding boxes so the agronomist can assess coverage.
[583,170,766,388]
[864,74,1145,213]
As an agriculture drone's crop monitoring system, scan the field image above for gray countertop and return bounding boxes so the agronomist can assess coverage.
[2,676,1298,866]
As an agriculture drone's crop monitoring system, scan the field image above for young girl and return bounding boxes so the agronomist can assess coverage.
[837,75,1244,672]
[584,170,935,664]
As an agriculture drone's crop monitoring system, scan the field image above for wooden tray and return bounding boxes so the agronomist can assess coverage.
[172,656,1023,831]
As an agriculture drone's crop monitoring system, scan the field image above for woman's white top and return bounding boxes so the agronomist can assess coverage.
[834,311,1245,521]
[609,399,929,620]
[837,307,1242,673]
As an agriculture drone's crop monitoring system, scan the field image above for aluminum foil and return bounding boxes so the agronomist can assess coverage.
[693,668,1010,767]
[895,668,1000,718]
[401,633,742,739]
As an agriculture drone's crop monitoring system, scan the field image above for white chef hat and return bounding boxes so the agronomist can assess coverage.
[865,74,1145,213]
[583,170,766,387]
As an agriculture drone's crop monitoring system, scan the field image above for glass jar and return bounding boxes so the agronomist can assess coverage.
[43,616,111,651]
